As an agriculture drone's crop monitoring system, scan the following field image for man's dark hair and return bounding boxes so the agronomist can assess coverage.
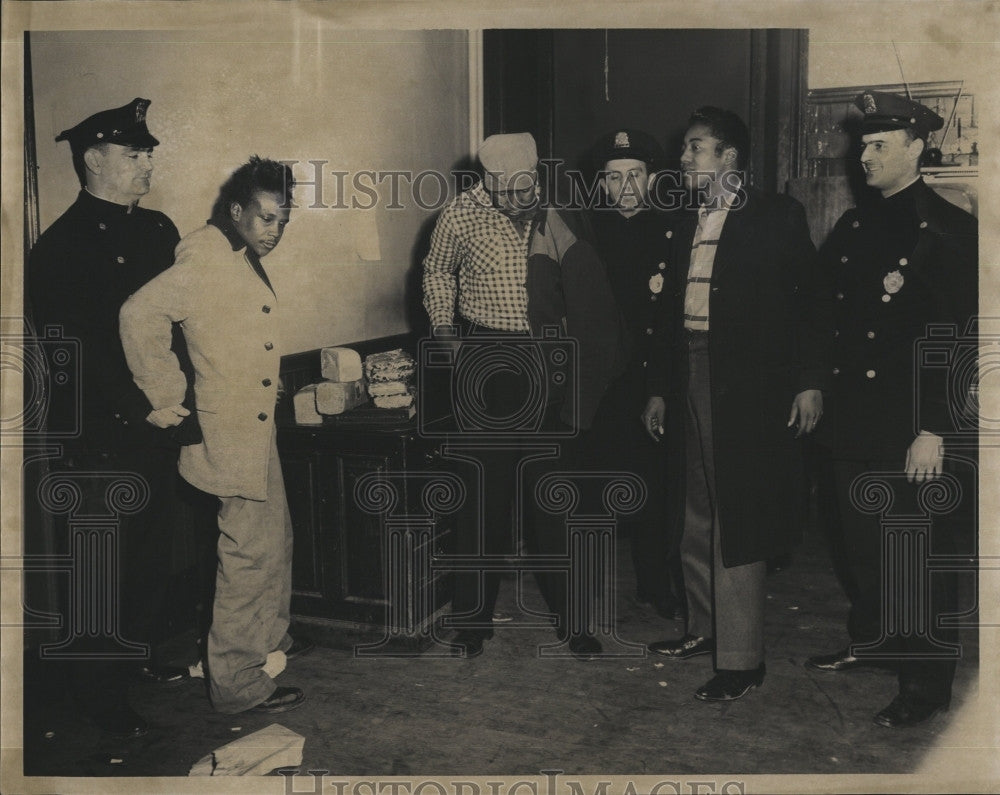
[688,106,750,171]
[210,155,295,226]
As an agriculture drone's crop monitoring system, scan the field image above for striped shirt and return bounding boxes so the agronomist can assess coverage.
[422,182,535,332]
[683,188,739,331]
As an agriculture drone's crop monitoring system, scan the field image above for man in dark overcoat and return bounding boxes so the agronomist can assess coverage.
[806,91,978,728]
[642,107,833,701]
[27,98,196,736]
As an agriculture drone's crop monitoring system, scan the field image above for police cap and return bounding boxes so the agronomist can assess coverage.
[597,128,664,170]
[55,98,160,152]
[854,90,944,140]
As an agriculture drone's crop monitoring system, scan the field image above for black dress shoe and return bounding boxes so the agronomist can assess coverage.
[284,637,316,660]
[250,686,306,714]
[451,629,492,658]
[568,634,602,661]
[873,694,948,728]
[90,703,149,737]
[647,634,714,660]
[138,664,191,685]
[805,647,891,673]
[694,664,766,702]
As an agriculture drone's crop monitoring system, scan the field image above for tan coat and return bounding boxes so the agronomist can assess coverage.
[120,224,282,500]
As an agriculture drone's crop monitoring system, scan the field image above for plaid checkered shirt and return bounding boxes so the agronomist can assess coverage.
[422,182,534,332]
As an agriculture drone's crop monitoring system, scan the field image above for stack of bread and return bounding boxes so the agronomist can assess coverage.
[364,348,416,410]
[292,346,367,425]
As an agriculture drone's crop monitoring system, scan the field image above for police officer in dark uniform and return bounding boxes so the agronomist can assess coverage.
[586,128,684,620]
[806,91,978,728]
[28,98,197,736]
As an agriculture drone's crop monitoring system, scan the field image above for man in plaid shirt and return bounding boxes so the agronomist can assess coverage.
[422,133,615,661]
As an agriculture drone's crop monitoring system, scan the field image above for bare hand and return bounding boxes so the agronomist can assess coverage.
[146,404,190,428]
[641,396,666,442]
[788,389,823,438]
[905,431,943,483]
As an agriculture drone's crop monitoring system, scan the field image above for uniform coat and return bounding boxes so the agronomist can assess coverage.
[649,187,833,567]
[120,223,283,501]
[818,178,978,459]
[28,189,188,453]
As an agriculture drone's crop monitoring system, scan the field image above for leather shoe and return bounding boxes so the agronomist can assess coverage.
[89,703,149,737]
[250,686,306,714]
[873,694,948,728]
[805,647,891,673]
[568,634,602,661]
[451,629,492,658]
[138,664,191,685]
[284,637,316,660]
[694,664,766,702]
[647,634,714,660]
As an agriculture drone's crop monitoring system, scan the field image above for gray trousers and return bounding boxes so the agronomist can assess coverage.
[681,333,766,671]
[207,431,293,713]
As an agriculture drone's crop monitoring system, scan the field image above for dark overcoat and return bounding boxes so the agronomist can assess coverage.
[648,187,833,567]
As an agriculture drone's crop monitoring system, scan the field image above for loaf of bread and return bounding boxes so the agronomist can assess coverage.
[293,384,323,425]
[320,346,363,383]
[315,378,367,415]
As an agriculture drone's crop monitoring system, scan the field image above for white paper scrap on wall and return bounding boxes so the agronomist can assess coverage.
[354,208,382,261]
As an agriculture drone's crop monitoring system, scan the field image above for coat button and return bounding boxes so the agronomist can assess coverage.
[867,330,875,339]
[665,230,673,239]
[658,262,666,270]
[258,412,268,421]
[262,378,272,387]
[264,342,274,350]
[99,223,107,230]
[650,295,658,302]
[840,256,848,263]
[262,305,271,313]
[866,369,876,379]
[898,257,908,266]
[919,221,928,229]
[836,292,844,300]
[116,256,125,264]
[832,367,840,375]
[834,330,839,337]
[646,328,654,335]
[881,294,891,303]
[852,220,860,228]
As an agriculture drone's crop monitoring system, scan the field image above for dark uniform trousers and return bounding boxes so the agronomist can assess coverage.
[49,445,180,710]
[834,456,973,704]
[682,333,765,670]
[449,323,581,638]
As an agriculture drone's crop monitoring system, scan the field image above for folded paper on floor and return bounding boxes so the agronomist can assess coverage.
[189,723,304,776]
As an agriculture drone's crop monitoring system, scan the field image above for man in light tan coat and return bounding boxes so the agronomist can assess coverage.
[120,156,307,714]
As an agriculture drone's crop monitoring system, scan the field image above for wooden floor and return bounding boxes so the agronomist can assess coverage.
[17,521,983,789]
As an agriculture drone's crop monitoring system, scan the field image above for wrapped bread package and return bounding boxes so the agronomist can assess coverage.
[320,346,363,383]
[373,393,414,409]
[364,349,416,384]
[293,384,323,425]
[315,378,367,415]
[368,380,409,398]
